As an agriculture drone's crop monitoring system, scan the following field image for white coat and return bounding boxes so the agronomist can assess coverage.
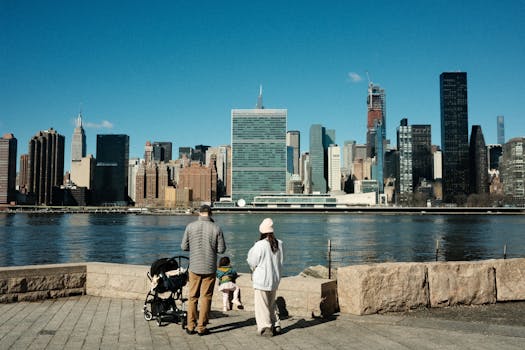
[247,238,283,291]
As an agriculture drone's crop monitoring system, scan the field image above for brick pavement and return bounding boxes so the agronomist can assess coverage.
[1,296,524,349]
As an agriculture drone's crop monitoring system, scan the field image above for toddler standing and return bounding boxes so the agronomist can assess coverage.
[216,256,243,311]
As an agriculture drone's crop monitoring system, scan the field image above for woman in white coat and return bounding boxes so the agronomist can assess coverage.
[247,218,283,337]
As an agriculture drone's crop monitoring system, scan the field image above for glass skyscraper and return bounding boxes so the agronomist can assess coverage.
[93,134,129,205]
[440,72,469,203]
[231,92,287,205]
[469,125,489,194]
[152,142,172,162]
[309,124,327,193]
[497,115,505,145]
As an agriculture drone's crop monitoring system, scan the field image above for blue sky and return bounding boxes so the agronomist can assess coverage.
[2,0,524,171]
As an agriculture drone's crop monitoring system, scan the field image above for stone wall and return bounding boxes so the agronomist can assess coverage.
[0,262,337,318]
[85,262,150,300]
[0,264,86,303]
[338,258,525,315]
[212,274,338,318]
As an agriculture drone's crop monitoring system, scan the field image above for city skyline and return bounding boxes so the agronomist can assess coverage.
[2,1,524,170]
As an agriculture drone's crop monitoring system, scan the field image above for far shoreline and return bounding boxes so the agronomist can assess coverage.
[1,204,524,215]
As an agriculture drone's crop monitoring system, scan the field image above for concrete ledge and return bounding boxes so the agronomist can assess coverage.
[86,262,149,300]
[214,274,338,318]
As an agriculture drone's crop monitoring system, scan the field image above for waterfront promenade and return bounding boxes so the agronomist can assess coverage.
[1,296,524,349]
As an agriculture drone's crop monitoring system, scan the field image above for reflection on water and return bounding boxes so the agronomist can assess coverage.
[1,213,524,276]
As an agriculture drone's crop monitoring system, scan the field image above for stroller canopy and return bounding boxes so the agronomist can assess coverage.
[150,257,179,277]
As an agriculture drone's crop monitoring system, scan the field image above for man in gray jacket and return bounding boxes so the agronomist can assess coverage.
[181,205,226,336]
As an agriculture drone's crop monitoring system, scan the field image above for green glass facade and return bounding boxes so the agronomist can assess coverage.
[231,109,287,204]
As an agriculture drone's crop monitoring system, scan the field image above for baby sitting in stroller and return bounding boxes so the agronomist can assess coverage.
[143,256,189,327]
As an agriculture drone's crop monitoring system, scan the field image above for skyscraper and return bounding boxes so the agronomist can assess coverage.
[342,140,356,176]
[469,125,489,194]
[487,144,502,171]
[144,141,154,164]
[372,121,384,193]
[366,82,386,158]
[328,144,341,192]
[231,88,287,204]
[71,112,86,162]
[19,154,29,193]
[286,130,300,175]
[309,124,327,193]
[70,112,93,190]
[153,142,172,162]
[0,133,18,204]
[412,124,432,189]
[93,134,129,205]
[397,118,413,197]
[497,115,505,145]
[440,72,469,203]
[500,137,525,205]
[28,128,65,205]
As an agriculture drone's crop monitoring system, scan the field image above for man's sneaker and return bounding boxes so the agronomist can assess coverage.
[185,328,196,335]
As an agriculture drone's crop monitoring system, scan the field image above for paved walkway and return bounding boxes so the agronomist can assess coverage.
[1,296,524,349]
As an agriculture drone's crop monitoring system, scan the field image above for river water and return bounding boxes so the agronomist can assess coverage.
[1,213,524,276]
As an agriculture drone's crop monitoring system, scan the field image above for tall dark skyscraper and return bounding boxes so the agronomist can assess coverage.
[469,125,489,194]
[310,124,335,193]
[152,142,172,162]
[28,128,65,205]
[93,134,129,205]
[440,72,469,202]
[0,133,18,204]
[497,115,505,145]
[487,144,502,171]
[412,124,432,189]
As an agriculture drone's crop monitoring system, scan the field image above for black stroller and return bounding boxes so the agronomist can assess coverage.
[143,255,189,327]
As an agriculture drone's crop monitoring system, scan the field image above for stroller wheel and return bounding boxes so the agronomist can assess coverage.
[144,310,153,321]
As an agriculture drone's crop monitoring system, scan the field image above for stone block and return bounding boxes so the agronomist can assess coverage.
[26,275,65,291]
[8,277,28,293]
[338,262,428,315]
[18,291,50,302]
[64,273,86,289]
[493,258,525,301]
[427,261,496,307]
[0,294,17,303]
[0,279,7,293]
[49,288,85,298]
